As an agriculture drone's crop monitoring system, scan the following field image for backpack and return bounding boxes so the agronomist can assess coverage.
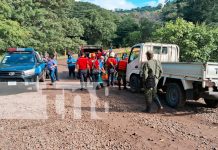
[145,60,157,89]
[92,59,99,74]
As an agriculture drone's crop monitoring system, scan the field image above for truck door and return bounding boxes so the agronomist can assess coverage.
[126,45,141,82]
[35,52,45,76]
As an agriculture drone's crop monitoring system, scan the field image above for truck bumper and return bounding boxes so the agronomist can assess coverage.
[0,75,37,86]
[201,91,218,100]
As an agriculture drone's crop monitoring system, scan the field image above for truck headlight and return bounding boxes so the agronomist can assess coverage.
[23,69,35,76]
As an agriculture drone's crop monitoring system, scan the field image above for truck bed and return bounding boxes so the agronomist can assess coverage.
[162,62,205,81]
[161,62,218,81]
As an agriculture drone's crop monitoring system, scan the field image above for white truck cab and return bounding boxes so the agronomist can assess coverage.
[126,43,218,108]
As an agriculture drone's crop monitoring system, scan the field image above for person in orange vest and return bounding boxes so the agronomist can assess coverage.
[76,52,90,90]
[89,53,100,89]
[106,52,117,86]
[117,53,128,90]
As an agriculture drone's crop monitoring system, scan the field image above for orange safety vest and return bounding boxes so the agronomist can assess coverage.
[118,60,128,71]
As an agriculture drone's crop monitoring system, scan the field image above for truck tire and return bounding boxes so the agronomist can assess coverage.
[204,99,218,108]
[33,76,40,92]
[39,71,46,82]
[166,83,185,108]
[130,75,140,93]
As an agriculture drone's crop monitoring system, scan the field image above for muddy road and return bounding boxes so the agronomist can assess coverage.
[0,59,217,149]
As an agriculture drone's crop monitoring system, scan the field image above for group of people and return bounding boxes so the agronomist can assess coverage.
[45,49,164,113]
[43,53,59,85]
[75,50,128,91]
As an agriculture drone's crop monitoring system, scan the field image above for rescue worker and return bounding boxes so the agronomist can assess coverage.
[142,51,163,113]
[117,54,128,90]
[89,53,100,89]
[47,54,56,85]
[106,52,117,87]
[97,49,103,59]
[67,53,77,78]
[98,56,105,88]
[76,52,89,90]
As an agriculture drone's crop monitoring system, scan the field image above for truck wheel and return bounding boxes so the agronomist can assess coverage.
[204,99,218,108]
[130,75,140,93]
[166,83,185,108]
[39,71,46,82]
[33,76,40,92]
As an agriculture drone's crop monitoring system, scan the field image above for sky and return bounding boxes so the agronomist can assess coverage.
[75,0,167,10]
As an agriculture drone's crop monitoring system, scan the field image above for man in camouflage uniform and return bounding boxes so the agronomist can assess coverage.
[142,51,163,113]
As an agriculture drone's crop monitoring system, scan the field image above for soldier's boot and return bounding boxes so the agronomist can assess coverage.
[118,83,121,90]
[118,79,121,90]
[123,82,127,90]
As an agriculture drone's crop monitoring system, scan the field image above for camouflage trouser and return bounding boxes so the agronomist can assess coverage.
[117,70,126,88]
[144,87,162,111]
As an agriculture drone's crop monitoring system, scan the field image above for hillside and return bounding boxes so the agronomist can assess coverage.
[115,4,162,22]
[0,0,217,61]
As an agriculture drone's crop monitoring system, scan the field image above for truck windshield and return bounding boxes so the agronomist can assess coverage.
[1,53,35,64]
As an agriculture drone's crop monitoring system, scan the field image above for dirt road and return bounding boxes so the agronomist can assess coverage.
[0,59,217,150]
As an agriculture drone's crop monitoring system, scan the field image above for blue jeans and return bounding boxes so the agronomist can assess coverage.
[107,68,115,86]
[49,69,56,83]
[79,69,88,88]
[92,72,99,88]
[68,66,75,78]
[55,67,59,80]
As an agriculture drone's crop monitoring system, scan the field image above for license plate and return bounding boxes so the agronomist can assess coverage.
[8,81,17,86]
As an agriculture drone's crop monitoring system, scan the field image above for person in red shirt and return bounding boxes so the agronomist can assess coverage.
[106,52,117,86]
[76,52,89,90]
[89,53,100,89]
[117,53,128,90]
[97,50,103,59]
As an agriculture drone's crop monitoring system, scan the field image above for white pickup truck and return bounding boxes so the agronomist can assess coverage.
[126,43,218,108]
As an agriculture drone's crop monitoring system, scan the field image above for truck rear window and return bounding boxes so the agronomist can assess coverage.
[1,53,35,64]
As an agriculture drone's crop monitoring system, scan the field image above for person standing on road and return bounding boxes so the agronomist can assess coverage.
[117,54,128,90]
[47,54,56,85]
[142,51,163,113]
[98,56,105,88]
[106,52,117,87]
[89,53,100,89]
[53,55,59,81]
[77,52,89,90]
[67,53,77,78]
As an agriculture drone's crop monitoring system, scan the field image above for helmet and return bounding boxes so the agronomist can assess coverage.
[90,53,96,58]
[110,52,115,57]
[106,52,110,57]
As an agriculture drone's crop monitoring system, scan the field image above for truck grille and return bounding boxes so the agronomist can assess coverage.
[0,71,23,77]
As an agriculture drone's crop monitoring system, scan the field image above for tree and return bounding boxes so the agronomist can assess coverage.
[162,0,218,25]
[140,18,160,42]
[0,20,30,50]
[182,0,218,24]
[113,17,139,47]
[153,18,218,62]
[125,31,141,46]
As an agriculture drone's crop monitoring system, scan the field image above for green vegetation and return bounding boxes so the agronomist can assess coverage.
[154,18,218,62]
[0,0,217,62]
[0,1,120,54]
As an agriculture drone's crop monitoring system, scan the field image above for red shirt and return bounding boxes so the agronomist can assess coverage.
[89,58,99,69]
[97,52,102,59]
[106,58,117,68]
[118,60,128,71]
[77,57,89,70]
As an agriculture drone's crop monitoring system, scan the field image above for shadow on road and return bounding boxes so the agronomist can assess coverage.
[0,86,34,96]
[93,87,216,115]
